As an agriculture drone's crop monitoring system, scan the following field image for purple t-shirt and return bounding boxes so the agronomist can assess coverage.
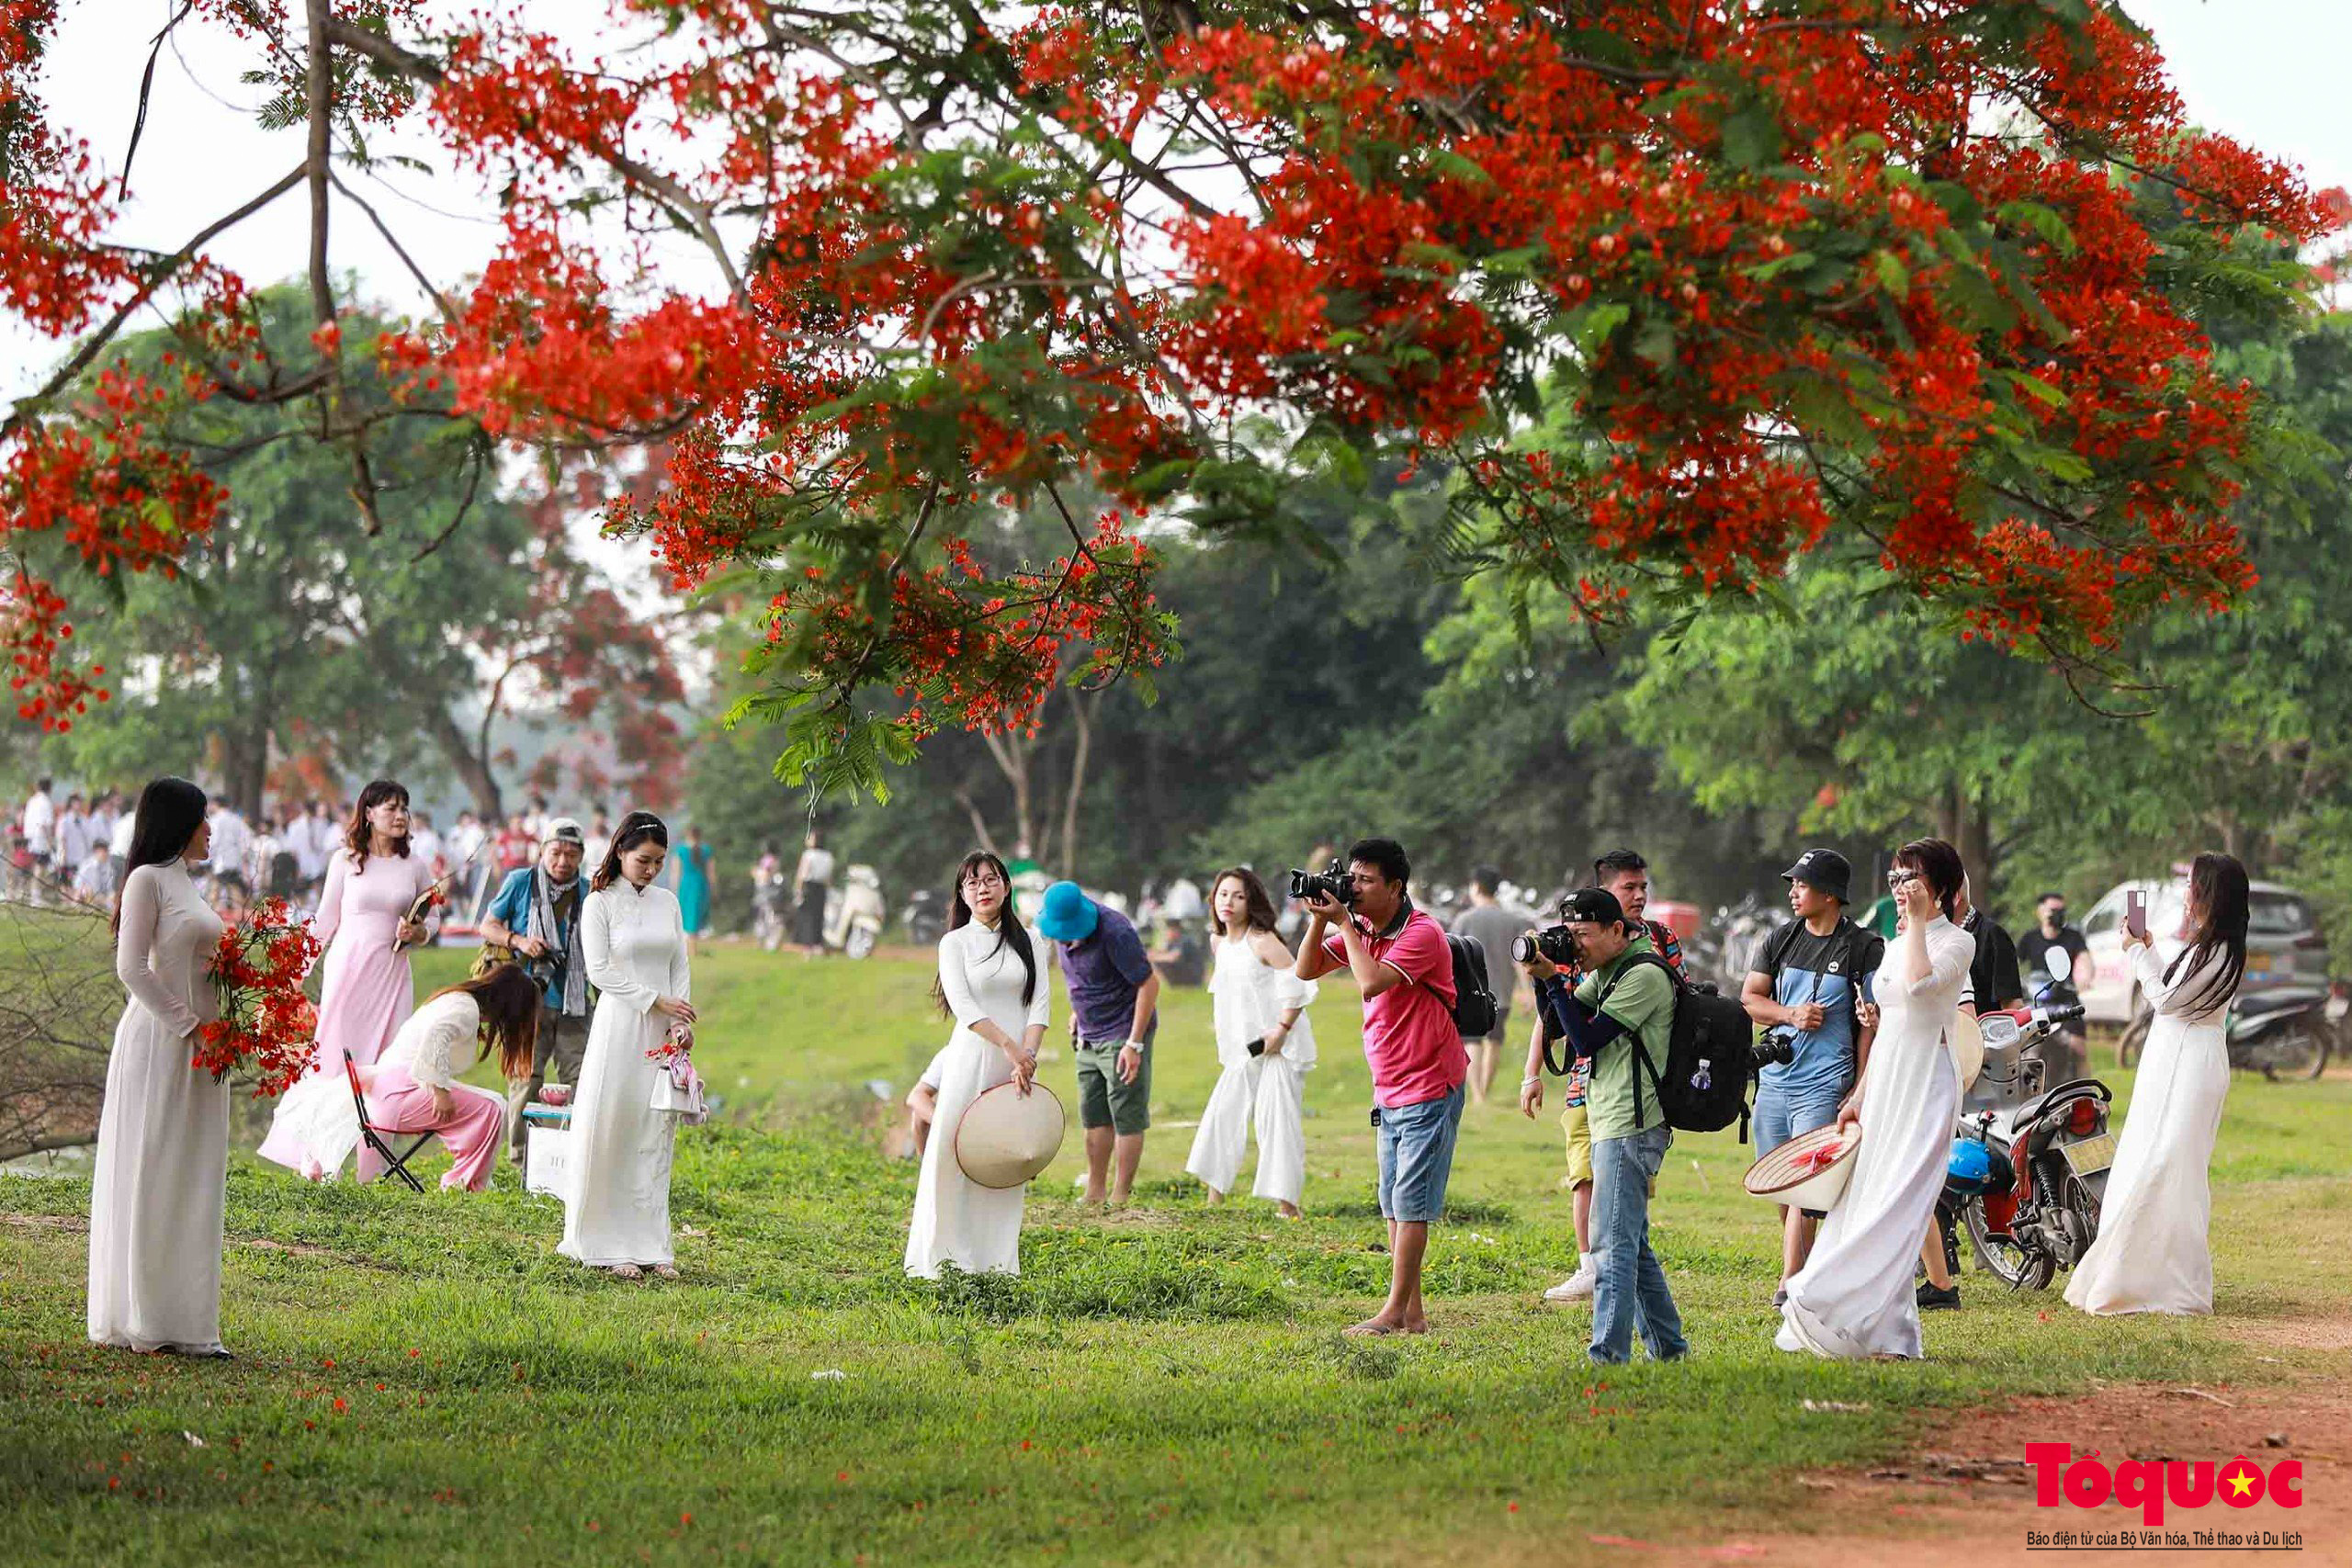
[1057,906,1159,1044]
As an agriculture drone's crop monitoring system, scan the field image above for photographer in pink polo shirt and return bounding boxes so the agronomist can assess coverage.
[1295,837,1464,1337]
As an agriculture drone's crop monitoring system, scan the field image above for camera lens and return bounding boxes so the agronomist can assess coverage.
[1510,933,1539,965]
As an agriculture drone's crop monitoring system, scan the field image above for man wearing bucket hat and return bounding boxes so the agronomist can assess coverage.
[1742,849,1883,1307]
[481,817,594,1168]
[1037,880,1161,1205]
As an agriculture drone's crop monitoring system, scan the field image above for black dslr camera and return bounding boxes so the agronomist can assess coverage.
[1288,860,1357,908]
[1751,1031,1798,1067]
[1510,925,1578,967]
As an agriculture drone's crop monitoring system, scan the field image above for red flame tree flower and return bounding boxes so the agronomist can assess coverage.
[0,1,2337,792]
[195,897,322,1099]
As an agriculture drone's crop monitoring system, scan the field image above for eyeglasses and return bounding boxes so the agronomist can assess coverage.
[1886,870,1920,889]
[961,872,1007,891]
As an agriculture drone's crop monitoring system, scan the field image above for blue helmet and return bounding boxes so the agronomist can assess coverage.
[1946,1137,1995,1192]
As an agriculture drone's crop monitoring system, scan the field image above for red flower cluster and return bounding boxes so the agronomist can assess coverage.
[646,1021,692,1066]
[0,0,2342,754]
[196,898,322,1098]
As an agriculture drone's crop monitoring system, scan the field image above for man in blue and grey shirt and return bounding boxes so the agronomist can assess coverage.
[480,817,593,1170]
[1740,849,1883,1307]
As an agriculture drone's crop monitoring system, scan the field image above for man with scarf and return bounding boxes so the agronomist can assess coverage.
[480,818,593,1172]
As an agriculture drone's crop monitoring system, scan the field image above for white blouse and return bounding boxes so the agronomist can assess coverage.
[937,919,1051,1042]
[115,859,221,1037]
[584,879,691,1012]
[379,992,481,1090]
[2135,940,2235,1023]
[1207,932,1318,1069]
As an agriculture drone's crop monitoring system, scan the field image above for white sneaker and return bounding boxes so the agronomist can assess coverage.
[1544,1257,1598,1303]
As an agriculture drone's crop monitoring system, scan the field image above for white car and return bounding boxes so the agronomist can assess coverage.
[2077,877,2326,1024]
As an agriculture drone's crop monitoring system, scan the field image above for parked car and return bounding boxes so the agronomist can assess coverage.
[2077,876,2326,1024]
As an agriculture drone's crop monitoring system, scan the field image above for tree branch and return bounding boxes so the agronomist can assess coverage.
[2,164,308,439]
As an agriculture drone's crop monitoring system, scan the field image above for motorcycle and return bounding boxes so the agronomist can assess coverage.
[900,886,944,947]
[752,874,788,952]
[2115,982,2334,1080]
[824,864,887,959]
[1938,1000,2114,1292]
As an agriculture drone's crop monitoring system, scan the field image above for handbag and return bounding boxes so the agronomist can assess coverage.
[649,1056,708,1123]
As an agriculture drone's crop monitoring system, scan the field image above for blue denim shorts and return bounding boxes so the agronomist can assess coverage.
[1752,1077,1846,1156]
[1753,1078,1846,1218]
[1374,1083,1466,1224]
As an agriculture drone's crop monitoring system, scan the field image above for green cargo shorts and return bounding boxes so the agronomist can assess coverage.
[1074,1038,1152,1134]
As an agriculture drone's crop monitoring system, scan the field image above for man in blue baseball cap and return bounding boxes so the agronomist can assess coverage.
[1037,880,1160,1205]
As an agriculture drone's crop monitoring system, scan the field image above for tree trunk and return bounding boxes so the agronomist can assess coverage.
[979,706,1042,857]
[952,787,1002,859]
[423,704,503,818]
[1057,691,1096,876]
[1962,796,1996,892]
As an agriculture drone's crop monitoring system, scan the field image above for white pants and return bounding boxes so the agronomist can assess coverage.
[1184,1054,1306,1206]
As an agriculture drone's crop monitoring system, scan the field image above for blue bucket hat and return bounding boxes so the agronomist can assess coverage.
[1035,880,1098,942]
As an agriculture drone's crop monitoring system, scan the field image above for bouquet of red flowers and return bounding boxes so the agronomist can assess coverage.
[646,1020,693,1066]
[196,897,322,1097]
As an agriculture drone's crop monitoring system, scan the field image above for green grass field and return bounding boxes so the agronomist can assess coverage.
[4,942,2346,1565]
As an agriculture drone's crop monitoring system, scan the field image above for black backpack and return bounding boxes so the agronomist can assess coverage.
[1597,953,1761,1140]
[1443,932,1499,1041]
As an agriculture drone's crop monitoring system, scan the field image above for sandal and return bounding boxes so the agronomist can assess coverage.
[606,1263,644,1280]
[650,1263,679,1280]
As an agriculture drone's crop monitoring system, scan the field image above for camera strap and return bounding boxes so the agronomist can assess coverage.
[1544,951,1674,1077]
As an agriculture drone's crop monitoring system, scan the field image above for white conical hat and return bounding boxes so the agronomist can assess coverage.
[1946,1008,1984,1088]
[1744,1122,1863,1213]
[955,1082,1067,1190]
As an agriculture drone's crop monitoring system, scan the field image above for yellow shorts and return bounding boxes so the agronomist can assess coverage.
[1560,1101,1593,1188]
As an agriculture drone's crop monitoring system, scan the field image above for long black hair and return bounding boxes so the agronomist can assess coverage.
[344,779,412,874]
[592,809,670,892]
[931,850,1036,1018]
[113,776,208,934]
[2166,852,2249,1017]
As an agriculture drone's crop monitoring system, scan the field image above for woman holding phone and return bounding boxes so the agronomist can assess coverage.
[2066,854,2249,1316]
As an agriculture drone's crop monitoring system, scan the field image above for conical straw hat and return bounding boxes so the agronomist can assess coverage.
[955,1082,1067,1190]
[1744,1122,1862,1213]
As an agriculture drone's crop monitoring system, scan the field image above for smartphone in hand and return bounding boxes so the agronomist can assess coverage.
[2124,888,2148,940]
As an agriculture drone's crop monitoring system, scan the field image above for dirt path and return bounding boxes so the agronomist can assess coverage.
[1607,1314,2352,1566]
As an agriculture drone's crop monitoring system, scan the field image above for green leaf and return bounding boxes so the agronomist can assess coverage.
[1741,250,1816,284]
[1996,199,2079,256]
[1719,102,1782,171]
[1633,314,1678,369]
[1871,249,1910,299]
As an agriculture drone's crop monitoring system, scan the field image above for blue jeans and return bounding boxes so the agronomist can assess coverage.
[1374,1084,1465,1223]
[1589,1125,1686,1365]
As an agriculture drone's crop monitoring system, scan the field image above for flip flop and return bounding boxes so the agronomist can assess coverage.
[1342,1319,1407,1337]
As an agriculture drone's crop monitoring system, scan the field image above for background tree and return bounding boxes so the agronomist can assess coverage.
[36,287,686,818]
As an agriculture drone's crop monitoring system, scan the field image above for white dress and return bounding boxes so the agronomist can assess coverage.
[560,880,690,1268]
[1779,914,1974,1359]
[1185,933,1317,1205]
[87,858,229,1353]
[2065,942,2233,1316]
[905,921,1052,1279]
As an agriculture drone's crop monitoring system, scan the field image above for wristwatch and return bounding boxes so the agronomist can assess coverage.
[1124,1040,1147,1053]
